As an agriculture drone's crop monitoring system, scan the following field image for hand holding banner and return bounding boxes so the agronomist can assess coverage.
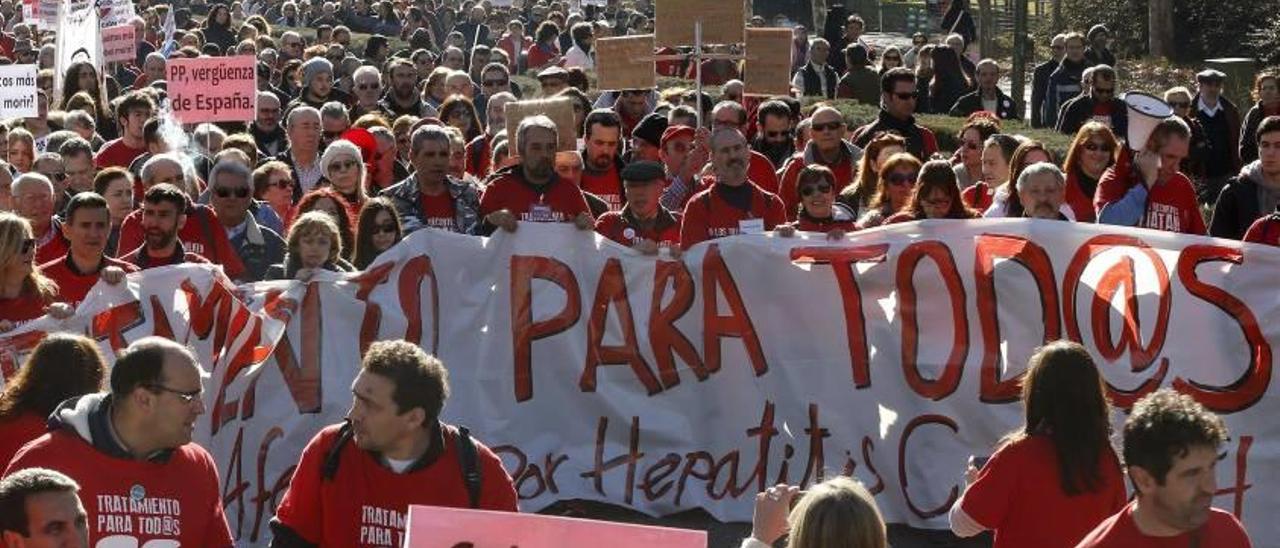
[404,506,707,548]
[166,56,258,124]
[744,28,795,96]
[595,35,657,92]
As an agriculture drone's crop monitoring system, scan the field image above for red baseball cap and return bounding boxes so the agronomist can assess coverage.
[660,125,695,149]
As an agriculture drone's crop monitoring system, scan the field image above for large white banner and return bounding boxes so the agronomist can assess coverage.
[1,220,1276,546]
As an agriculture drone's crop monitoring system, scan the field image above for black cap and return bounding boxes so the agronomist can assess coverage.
[1196,69,1226,83]
[621,160,665,184]
[631,112,669,147]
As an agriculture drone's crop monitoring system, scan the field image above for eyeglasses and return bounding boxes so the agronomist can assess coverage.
[811,121,844,132]
[1168,101,1190,109]
[331,160,360,172]
[764,130,792,139]
[19,238,34,254]
[1093,87,1115,96]
[146,384,203,404]
[886,172,917,185]
[1083,142,1114,153]
[356,83,380,90]
[483,79,508,87]
[893,91,919,101]
[884,56,901,62]
[47,172,66,181]
[963,141,981,150]
[376,223,397,234]
[215,187,251,198]
[268,178,292,189]
[799,182,832,196]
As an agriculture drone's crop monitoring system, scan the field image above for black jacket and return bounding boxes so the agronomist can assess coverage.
[1044,57,1087,128]
[1056,95,1127,138]
[797,63,839,99]
[941,0,976,46]
[949,89,1020,120]
[1084,46,1115,68]
[229,215,287,283]
[851,110,935,160]
[1239,102,1274,165]
[1030,59,1059,128]
[1209,161,1274,240]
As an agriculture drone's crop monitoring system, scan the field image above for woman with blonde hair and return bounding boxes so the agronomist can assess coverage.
[744,476,887,548]
[0,213,64,328]
[266,211,355,280]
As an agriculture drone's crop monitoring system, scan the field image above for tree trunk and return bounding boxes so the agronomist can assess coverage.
[1051,0,1061,33]
[1013,0,1027,119]
[977,0,994,57]
[1148,0,1174,58]
[812,0,827,34]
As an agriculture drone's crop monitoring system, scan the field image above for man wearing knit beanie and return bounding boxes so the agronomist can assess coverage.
[627,112,668,163]
[288,57,351,112]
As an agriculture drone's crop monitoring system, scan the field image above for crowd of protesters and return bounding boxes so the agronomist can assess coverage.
[0,0,1267,545]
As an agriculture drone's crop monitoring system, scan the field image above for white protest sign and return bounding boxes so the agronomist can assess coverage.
[99,0,137,28]
[53,2,102,101]
[102,25,137,63]
[0,65,39,118]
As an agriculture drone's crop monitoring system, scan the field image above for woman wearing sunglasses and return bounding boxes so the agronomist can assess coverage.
[885,160,979,224]
[1057,123,1117,222]
[857,153,922,229]
[254,161,296,225]
[353,197,404,270]
[778,166,857,240]
[0,213,71,330]
[319,140,368,220]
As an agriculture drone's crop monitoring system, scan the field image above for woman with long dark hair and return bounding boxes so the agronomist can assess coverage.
[885,159,979,223]
[201,4,237,54]
[438,94,483,143]
[526,21,562,71]
[59,61,114,139]
[950,340,1125,547]
[929,46,972,115]
[353,197,403,269]
[0,333,106,466]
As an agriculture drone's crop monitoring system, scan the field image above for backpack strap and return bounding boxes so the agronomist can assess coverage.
[455,426,483,508]
[321,423,354,481]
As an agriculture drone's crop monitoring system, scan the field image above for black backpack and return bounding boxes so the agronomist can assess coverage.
[319,422,483,508]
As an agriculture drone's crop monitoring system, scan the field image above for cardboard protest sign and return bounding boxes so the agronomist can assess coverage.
[744,28,794,96]
[166,56,257,124]
[504,97,576,152]
[404,506,707,548]
[595,34,656,91]
[654,0,745,47]
[0,65,38,118]
[102,25,137,64]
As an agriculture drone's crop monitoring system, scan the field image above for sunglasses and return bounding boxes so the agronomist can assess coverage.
[1083,142,1114,153]
[963,141,981,150]
[19,238,34,254]
[893,91,918,101]
[215,187,251,198]
[812,121,844,132]
[483,79,508,87]
[331,160,360,172]
[268,178,292,189]
[765,130,792,139]
[799,182,832,197]
[886,172,917,185]
[1168,101,1190,109]
[1093,87,1115,96]
[376,223,397,234]
[356,83,380,90]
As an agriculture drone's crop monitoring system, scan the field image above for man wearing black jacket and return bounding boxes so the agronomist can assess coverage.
[1031,34,1066,128]
[1193,69,1244,204]
[1056,65,1127,137]
[1209,116,1280,239]
[950,59,1020,120]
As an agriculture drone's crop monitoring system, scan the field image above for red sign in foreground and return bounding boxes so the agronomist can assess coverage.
[403,505,707,548]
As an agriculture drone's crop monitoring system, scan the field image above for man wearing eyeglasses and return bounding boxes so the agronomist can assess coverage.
[39,192,134,307]
[752,100,797,170]
[208,161,285,283]
[852,68,939,161]
[778,106,864,219]
[252,92,288,157]
[1056,65,1127,137]
[1034,38,1070,128]
[4,337,235,548]
[350,66,384,119]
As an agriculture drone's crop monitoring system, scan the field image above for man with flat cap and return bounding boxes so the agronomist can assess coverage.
[595,160,681,252]
[537,66,571,97]
[1194,68,1243,203]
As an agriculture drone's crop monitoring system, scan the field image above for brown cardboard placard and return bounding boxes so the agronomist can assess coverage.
[744,28,794,96]
[504,97,578,152]
[654,0,745,47]
[596,34,657,91]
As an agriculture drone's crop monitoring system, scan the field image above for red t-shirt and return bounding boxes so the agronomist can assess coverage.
[884,211,919,224]
[594,209,681,247]
[466,135,491,179]
[272,423,518,547]
[33,221,70,266]
[797,215,857,233]
[959,435,1127,548]
[6,430,234,547]
[94,138,148,169]
[0,412,45,470]
[1095,157,1206,235]
[1244,215,1280,246]
[580,164,624,212]
[116,205,246,279]
[962,182,996,213]
[40,254,139,307]
[0,292,49,325]
[119,243,211,270]
[419,191,458,231]
[1064,170,1098,223]
[478,169,591,224]
[679,182,787,250]
[777,150,853,220]
[1075,502,1252,548]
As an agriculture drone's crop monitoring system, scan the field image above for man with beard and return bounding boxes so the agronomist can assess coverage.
[479,116,593,234]
[40,192,134,306]
[709,101,781,193]
[579,109,626,211]
[466,91,515,179]
[612,89,652,139]
[379,58,429,120]
[679,128,786,249]
[595,160,681,251]
[4,338,234,547]
[1077,389,1250,547]
[286,57,351,113]
[269,341,517,547]
[120,184,212,269]
[779,106,864,218]
[1015,162,1071,220]
[252,92,288,157]
[752,100,796,170]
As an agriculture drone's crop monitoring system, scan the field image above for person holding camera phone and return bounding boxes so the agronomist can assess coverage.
[948,341,1126,548]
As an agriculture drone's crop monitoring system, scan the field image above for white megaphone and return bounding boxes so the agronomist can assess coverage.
[1124,92,1174,151]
